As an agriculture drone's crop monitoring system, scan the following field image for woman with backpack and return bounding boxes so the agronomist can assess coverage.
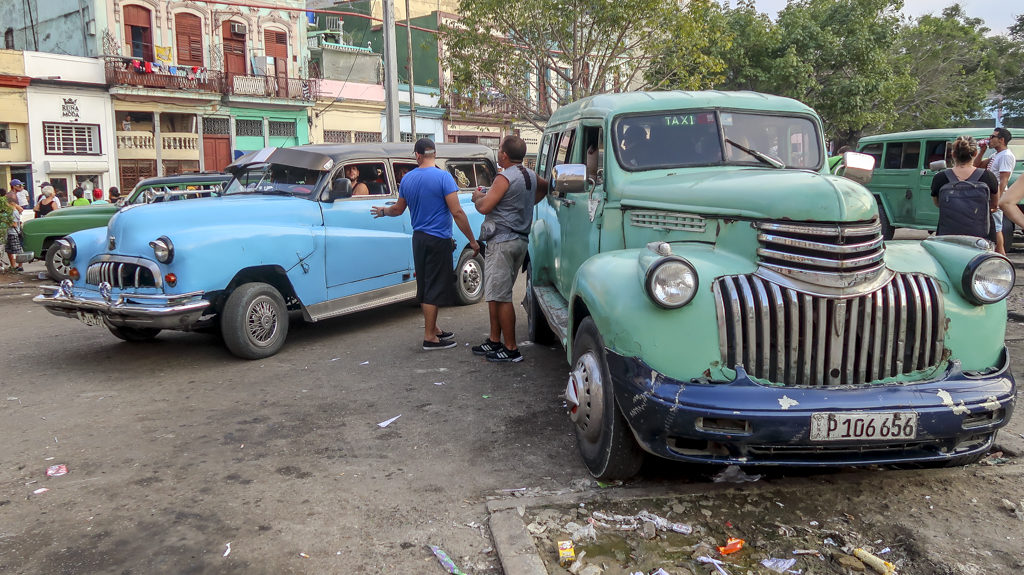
[931,135,999,242]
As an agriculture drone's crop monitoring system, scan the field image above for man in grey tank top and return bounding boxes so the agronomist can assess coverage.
[470,135,548,362]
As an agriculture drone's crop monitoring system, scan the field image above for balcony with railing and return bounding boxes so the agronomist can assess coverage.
[116,131,199,161]
[161,133,199,160]
[225,74,319,102]
[446,93,518,118]
[105,58,224,94]
[307,33,373,53]
[116,131,155,159]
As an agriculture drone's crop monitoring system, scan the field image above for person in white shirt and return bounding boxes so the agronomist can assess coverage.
[10,179,29,209]
[981,128,1015,255]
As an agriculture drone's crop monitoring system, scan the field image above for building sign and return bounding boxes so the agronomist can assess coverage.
[61,98,80,119]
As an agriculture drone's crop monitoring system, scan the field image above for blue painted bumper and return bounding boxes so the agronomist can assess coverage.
[607,349,1015,466]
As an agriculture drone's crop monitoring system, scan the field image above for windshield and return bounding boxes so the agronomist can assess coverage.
[222,163,324,199]
[613,111,822,171]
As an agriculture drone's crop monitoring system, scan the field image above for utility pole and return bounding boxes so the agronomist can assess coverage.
[405,0,416,139]
[381,0,401,142]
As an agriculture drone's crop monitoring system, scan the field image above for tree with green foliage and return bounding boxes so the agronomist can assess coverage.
[887,5,995,132]
[439,0,693,126]
[644,0,731,91]
[992,14,1024,124]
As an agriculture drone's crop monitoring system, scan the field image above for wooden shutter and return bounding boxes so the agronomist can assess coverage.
[174,13,204,67]
[264,30,288,61]
[123,5,154,62]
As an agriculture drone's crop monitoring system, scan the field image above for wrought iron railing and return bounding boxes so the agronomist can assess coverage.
[105,58,223,92]
[226,74,319,101]
[446,93,518,117]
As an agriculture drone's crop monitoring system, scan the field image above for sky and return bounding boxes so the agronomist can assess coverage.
[744,0,1021,36]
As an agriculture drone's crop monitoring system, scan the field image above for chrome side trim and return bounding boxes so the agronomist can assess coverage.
[305,281,418,322]
[755,221,881,237]
[757,247,884,270]
[757,232,883,254]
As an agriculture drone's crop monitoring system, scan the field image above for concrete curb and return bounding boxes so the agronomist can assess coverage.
[489,509,548,575]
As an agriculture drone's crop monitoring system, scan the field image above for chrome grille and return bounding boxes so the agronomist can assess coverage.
[630,211,706,232]
[86,259,159,289]
[755,221,885,287]
[713,273,945,387]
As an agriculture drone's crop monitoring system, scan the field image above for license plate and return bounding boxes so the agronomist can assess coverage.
[810,411,918,441]
[76,311,105,327]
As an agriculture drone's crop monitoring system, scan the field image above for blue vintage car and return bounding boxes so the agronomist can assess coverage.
[33,143,496,359]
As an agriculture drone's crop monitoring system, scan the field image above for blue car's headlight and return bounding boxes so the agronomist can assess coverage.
[149,236,174,264]
[962,253,1014,305]
[645,256,698,309]
[55,238,76,261]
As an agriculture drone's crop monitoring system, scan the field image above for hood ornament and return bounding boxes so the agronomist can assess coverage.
[108,236,116,250]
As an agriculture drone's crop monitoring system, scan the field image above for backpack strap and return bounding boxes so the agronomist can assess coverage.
[966,168,985,183]
[943,169,958,185]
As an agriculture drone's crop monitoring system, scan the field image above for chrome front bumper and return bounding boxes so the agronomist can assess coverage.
[34,281,210,330]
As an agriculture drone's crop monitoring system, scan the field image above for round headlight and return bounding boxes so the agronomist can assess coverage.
[962,254,1014,305]
[149,236,174,264]
[55,238,76,261]
[645,257,698,309]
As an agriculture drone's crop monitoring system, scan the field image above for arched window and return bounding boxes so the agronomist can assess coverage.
[123,4,154,61]
[4,28,13,50]
[174,13,204,67]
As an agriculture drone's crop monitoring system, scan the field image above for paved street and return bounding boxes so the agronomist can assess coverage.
[1,232,1023,574]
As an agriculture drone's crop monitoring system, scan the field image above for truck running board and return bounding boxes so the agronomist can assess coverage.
[532,285,570,347]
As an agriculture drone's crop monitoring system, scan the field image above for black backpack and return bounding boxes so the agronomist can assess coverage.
[935,169,991,239]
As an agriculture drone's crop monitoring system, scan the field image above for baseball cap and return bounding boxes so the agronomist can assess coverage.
[10,178,23,186]
[413,138,436,156]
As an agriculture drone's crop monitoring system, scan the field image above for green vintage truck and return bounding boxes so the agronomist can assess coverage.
[856,128,1024,242]
[527,91,1016,479]
[21,173,230,280]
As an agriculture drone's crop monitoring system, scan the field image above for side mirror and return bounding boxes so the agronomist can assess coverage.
[551,164,587,195]
[834,152,876,185]
[328,177,353,202]
[928,160,947,172]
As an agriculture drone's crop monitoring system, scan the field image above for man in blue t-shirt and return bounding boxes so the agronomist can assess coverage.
[371,138,479,350]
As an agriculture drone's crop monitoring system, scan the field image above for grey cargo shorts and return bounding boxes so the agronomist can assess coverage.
[483,237,528,302]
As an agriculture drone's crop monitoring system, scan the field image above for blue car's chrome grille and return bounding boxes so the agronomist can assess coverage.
[86,257,161,289]
[713,273,945,387]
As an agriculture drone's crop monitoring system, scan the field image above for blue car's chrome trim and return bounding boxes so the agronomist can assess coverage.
[606,347,1014,466]
[34,284,209,330]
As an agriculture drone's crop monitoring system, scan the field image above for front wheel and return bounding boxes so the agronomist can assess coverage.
[1002,218,1016,251]
[221,282,289,359]
[455,249,484,305]
[45,243,72,281]
[570,317,644,480]
[107,325,161,342]
[876,198,894,240]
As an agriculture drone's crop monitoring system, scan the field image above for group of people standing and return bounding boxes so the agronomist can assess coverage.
[371,136,546,363]
[931,128,1018,254]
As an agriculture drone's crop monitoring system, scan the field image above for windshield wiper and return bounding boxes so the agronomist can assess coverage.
[725,138,786,169]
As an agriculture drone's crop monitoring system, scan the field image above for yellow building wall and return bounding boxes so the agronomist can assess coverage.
[0,87,30,164]
[310,100,385,143]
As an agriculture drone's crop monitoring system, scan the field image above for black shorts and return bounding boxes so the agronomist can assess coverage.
[412,231,456,306]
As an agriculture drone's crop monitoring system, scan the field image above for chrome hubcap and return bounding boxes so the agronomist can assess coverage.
[246,296,278,347]
[569,351,605,442]
[460,258,482,298]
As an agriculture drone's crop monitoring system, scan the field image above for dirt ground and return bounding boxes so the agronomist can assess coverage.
[1,230,1023,575]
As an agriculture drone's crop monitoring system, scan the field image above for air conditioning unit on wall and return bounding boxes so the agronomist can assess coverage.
[230,22,247,35]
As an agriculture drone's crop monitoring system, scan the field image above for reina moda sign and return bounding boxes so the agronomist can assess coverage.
[61,98,80,119]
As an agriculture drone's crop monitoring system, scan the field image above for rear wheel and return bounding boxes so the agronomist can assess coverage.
[221,282,289,359]
[45,243,72,281]
[526,262,555,345]
[455,249,484,305]
[570,317,644,480]
[107,326,161,342]
[876,198,894,240]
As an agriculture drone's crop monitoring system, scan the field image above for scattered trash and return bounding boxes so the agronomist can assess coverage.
[45,464,68,477]
[878,547,891,554]
[564,521,597,542]
[698,555,733,575]
[298,552,310,558]
[809,520,819,526]
[360,361,369,365]
[526,522,547,535]
[595,480,622,488]
[823,537,837,546]
[982,451,1009,465]
[590,509,692,535]
[433,382,445,386]
[650,569,671,575]
[558,540,576,566]
[853,548,898,575]
[32,487,48,495]
[792,549,822,557]
[377,415,401,428]
[713,465,761,483]
[761,557,798,573]
[429,545,469,575]
[717,537,744,555]
[330,357,340,361]
[482,395,491,399]
[223,542,231,557]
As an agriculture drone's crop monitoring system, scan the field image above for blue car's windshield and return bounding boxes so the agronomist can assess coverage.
[613,111,823,171]
[223,164,324,199]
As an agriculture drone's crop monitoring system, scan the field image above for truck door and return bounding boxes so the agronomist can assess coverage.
[553,126,603,295]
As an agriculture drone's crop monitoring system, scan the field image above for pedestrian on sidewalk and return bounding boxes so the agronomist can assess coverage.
[2,189,25,271]
[10,179,29,209]
[470,135,548,363]
[34,184,60,217]
[371,138,480,350]
[71,187,91,206]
